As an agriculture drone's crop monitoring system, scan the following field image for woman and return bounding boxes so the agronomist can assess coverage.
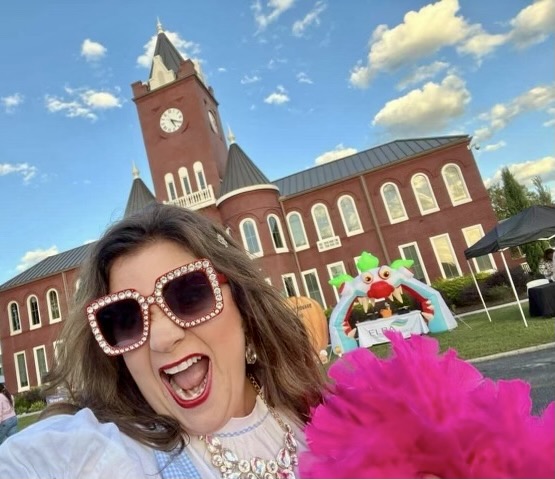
[540,247,554,282]
[0,203,326,478]
[0,384,17,445]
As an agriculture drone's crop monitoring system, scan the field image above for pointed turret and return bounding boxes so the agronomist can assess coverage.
[148,19,186,90]
[227,125,236,145]
[124,163,157,218]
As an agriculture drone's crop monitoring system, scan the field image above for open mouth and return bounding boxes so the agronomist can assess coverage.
[160,354,211,408]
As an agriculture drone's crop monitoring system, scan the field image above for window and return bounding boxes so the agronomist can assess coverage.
[286,212,309,251]
[381,183,408,223]
[411,173,439,214]
[462,225,496,272]
[430,234,462,279]
[327,261,347,302]
[193,161,207,190]
[164,173,177,201]
[281,273,299,297]
[47,289,61,323]
[53,340,63,364]
[33,346,49,385]
[178,167,192,196]
[442,164,471,205]
[239,218,263,257]
[311,204,335,240]
[302,269,326,309]
[28,295,41,329]
[338,195,363,236]
[14,351,29,391]
[8,301,21,334]
[398,242,430,284]
[267,214,288,253]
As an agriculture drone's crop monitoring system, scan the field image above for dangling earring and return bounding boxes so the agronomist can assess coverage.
[245,343,257,365]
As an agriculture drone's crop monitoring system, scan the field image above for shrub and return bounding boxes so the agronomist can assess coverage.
[27,400,46,413]
[484,285,512,302]
[14,387,46,414]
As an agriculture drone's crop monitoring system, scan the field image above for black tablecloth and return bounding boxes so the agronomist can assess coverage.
[528,282,555,317]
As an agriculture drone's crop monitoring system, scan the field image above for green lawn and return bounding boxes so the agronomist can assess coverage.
[17,412,41,431]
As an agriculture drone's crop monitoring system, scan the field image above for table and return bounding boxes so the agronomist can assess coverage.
[357,310,429,347]
[528,282,555,317]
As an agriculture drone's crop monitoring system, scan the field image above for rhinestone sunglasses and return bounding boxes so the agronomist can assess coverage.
[87,259,227,356]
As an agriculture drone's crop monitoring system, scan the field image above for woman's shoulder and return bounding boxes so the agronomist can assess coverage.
[0,408,159,479]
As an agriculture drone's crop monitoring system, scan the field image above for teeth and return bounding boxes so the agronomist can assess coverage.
[422,312,434,322]
[392,287,403,303]
[163,355,202,375]
[357,297,370,312]
[170,375,208,401]
[347,328,357,338]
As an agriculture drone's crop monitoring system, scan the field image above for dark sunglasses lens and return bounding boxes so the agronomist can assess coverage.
[163,271,215,321]
[96,299,144,347]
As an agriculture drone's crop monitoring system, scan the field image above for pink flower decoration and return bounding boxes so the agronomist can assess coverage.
[300,333,554,479]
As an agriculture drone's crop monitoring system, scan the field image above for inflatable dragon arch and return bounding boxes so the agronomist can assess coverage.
[328,251,457,355]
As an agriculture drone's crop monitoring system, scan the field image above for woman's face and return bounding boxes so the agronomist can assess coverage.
[109,239,254,435]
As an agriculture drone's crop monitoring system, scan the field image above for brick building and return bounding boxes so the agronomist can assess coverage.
[0,24,501,392]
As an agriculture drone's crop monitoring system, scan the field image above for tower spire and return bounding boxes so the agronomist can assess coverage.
[156,17,164,34]
[132,162,140,179]
[227,125,236,144]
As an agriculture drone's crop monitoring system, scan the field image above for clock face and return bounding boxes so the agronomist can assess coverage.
[208,110,218,133]
[160,108,184,133]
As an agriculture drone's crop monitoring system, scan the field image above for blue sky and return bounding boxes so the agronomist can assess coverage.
[1,0,553,285]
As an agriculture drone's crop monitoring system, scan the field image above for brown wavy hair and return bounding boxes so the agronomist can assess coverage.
[42,203,327,451]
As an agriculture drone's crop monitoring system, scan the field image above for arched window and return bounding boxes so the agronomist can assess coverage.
[311,203,334,240]
[225,226,233,238]
[239,218,263,257]
[411,173,439,214]
[47,289,61,323]
[27,295,41,329]
[164,172,177,201]
[286,212,309,251]
[380,183,408,223]
[178,167,192,196]
[267,214,288,253]
[193,161,207,190]
[337,195,363,235]
[442,164,471,205]
[8,301,21,334]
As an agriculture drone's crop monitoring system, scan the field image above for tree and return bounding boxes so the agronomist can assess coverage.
[487,183,509,220]
[531,176,553,205]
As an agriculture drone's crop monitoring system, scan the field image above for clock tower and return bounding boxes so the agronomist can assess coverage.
[131,21,227,217]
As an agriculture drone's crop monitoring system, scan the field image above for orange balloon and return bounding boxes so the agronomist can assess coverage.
[285,296,329,353]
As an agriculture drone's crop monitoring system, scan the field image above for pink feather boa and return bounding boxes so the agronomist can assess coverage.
[300,333,554,479]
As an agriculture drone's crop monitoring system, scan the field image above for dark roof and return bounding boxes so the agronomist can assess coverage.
[124,177,156,218]
[149,32,184,78]
[273,135,469,197]
[220,143,273,197]
[0,243,93,292]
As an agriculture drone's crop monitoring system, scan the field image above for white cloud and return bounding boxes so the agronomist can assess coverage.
[482,140,507,152]
[292,1,326,37]
[473,84,555,144]
[137,31,201,68]
[267,57,287,69]
[81,39,107,61]
[315,144,358,165]
[264,85,290,105]
[509,0,555,48]
[1,93,24,113]
[544,107,555,127]
[16,246,59,272]
[456,25,507,59]
[217,67,227,73]
[0,163,37,183]
[485,155,555,189]
[373,74,470,135]
[252,0,296,31]
[296,72,313,84]
[241,74,261,84]
[397,61,450,90]
[45,87,122,121]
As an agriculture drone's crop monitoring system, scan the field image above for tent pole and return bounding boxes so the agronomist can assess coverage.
[467,260,492,322]
[500,249,528,327]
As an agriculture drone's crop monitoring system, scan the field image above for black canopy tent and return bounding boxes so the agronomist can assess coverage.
[463,205,555,327]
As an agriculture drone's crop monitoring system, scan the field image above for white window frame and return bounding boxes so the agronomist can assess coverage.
[14,351,30,392]
[281,273,300,297]
[441,163,471,206]
[286,212,309,252]
[327,261,347,302]
[164,172,177,201]
[429,233,462,278]
[239,218,264,258]
[462,225,497,272]
[53,340,63,365]
[33,345,49,386]
[8,301,22,335]
[193,161,207,190]
[311,203,335,241]
[301,268,327,309]
[398,241,431,284]
[337,195,363,236]
[27,294,42,330]
[267,214,289,253]
[411,173,439,215]
[178,166,192,196]
[47,288,62,323]
[380,182,408,224]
